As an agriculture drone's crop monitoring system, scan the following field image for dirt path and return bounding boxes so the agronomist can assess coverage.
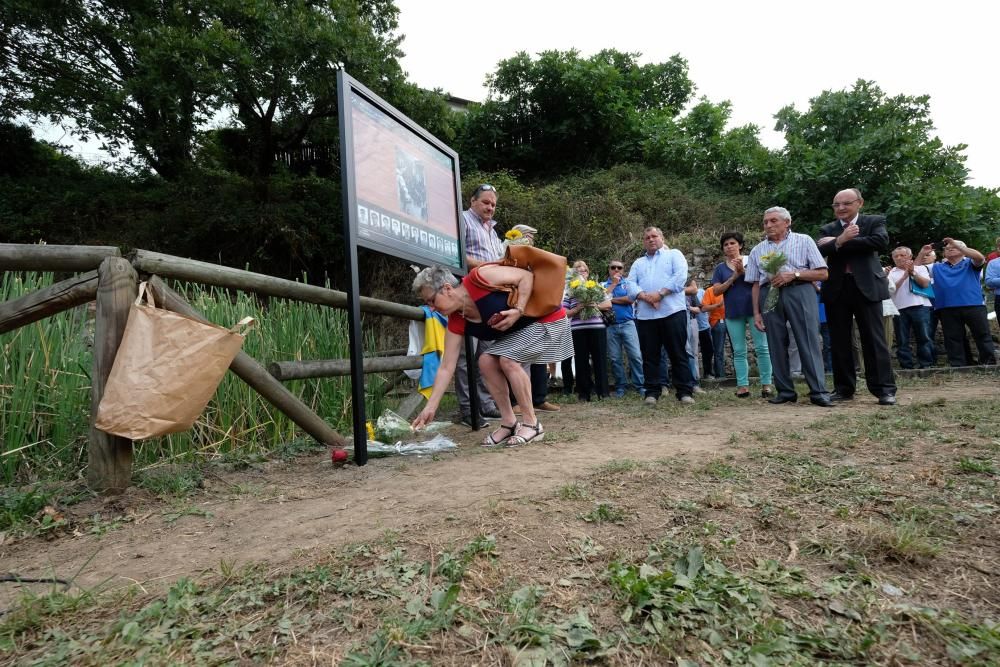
[1,380,993,605]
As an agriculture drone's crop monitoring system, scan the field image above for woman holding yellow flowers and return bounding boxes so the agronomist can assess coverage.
[561,260,612,401]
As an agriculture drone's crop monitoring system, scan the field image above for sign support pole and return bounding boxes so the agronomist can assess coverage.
[338,70,368,465]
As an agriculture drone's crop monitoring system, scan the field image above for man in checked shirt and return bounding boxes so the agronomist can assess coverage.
[454,184,504,426]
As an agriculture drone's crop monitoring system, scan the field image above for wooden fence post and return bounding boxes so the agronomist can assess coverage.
[87,257,137,493]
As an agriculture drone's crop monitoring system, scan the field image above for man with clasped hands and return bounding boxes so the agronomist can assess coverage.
[817,189,897,406]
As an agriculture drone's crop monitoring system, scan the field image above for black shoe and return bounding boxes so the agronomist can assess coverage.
[480,407,501,419]
[810,396,834,407]
[459,414,489,428]
[768,395,797,404]
[878,394,897,406]
[830,392,854,402]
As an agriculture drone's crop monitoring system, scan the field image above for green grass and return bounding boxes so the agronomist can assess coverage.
[1,272,391,491]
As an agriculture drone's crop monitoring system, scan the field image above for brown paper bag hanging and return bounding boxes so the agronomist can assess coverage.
[95,282,255,440]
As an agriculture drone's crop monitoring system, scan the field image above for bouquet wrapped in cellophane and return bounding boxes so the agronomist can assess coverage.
[567,273,607,319]
[760,251,789,313]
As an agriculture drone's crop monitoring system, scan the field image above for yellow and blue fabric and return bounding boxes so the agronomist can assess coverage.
[418,305,448,398]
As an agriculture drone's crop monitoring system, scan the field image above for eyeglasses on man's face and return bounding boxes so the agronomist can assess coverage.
[609,265,624,271]
[832,199,860,209]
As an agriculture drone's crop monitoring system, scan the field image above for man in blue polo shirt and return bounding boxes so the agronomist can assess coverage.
[602,260,644,398]
[915,238,997,366]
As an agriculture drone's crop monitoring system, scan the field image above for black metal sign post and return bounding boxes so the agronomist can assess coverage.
[336,70,469,463]
[338,71,368,465]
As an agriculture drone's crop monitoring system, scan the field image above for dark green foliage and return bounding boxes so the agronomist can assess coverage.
[467,164,763,270]
[773,79,1000,249]
[641,98,778,194]
[460,49,694,177]
[2,0,217,179]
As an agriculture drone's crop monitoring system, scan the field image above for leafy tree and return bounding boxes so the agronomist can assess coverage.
[198,0,411,184]
[772,79,999,248]
[1,0,217,179]
[1,0,455,185]
[640,98,776,194]
[460,49,694,177]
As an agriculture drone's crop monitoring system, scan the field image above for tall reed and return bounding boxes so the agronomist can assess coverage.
[1,273,393,485]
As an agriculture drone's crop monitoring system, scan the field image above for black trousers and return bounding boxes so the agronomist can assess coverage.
[825,275,896,397]
[570,327,609,399]
[698,328,714,377]
[636,311,694,399]
[938,306,997,366]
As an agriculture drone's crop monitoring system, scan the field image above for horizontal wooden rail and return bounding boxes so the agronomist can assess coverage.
[132,250,424,321]
[269,355,422,381]
[0,243,120,271]
[0,270,98,334]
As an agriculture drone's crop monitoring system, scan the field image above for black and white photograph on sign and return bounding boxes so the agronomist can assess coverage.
[396,148,428,221]
[341,73,464,272]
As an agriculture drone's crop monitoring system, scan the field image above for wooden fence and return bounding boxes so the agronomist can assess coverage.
[0,243,426,493]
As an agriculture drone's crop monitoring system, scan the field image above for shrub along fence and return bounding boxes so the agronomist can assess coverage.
[0,243,424,493]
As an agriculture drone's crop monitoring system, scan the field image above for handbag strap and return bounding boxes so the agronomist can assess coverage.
[229,316,256,334]
[135,281,156,308]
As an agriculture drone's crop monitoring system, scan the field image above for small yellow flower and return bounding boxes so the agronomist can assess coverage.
[570,279,581,289]
[366,421,375,441]
[505,229,523,240]
[585,280,597,289]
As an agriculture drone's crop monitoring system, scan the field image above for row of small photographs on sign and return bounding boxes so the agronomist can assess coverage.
[358,204,458,257]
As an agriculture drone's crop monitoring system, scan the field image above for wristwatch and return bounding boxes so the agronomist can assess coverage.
[794,271,801,280]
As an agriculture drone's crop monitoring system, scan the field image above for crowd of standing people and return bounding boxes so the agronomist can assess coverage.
[411,184,998,447]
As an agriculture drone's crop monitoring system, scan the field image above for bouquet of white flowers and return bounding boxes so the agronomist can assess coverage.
[760,251,789,313]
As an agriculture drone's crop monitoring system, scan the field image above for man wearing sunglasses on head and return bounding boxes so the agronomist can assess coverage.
[454,184,504,426]
[602,260,644,398]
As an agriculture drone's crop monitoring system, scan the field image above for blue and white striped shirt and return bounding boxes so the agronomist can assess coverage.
[462,209,503,264]
[745,232,826,285]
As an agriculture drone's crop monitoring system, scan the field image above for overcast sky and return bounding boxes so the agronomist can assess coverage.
[395,0,999,189]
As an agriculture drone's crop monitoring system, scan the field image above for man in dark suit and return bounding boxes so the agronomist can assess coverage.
[817,189,897,405]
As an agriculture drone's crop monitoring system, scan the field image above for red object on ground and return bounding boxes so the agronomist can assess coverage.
[331,448,349,465]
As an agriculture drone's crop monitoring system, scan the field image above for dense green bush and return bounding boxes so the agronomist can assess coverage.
[465,164,764,271]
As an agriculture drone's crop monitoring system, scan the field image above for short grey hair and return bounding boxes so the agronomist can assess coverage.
[892,246,913,257]
[764,206,791,222]
[412,266,460,295]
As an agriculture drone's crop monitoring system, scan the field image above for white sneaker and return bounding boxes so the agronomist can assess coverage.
[692,386,706,394]
[644,395,657,405]
[679,395,695,404]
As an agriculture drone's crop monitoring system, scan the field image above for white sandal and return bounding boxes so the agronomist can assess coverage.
[505,422,544,447]
[482,422,519,447]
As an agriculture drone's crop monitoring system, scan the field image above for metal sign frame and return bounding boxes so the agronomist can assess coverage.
[337,70,468,464]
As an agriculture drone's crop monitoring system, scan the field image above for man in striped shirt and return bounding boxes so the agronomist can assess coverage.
[455,184,503,425]
[746,207,833,407]
[463,184,503,268]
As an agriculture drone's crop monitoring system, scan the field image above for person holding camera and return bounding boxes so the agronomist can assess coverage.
[915,239,997,366]
[817,189,897,405]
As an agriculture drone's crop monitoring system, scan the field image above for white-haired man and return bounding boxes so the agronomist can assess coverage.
[746,207,832,407]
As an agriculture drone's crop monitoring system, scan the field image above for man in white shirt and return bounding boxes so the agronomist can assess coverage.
[887,246,934,368]
[627,227,695,404]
